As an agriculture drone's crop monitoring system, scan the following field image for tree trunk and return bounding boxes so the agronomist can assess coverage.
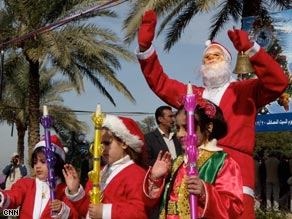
[27,57,40,175]
[16,118,26,164]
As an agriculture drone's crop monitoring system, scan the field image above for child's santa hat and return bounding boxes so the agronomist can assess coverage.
[34,135,68,161]
[102,115,144,153]
[204,40,232,62]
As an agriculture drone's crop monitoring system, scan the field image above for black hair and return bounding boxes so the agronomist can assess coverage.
[195,102,227,141]
[176,101,227,141]
[31,147,65,182]
[155,105,172,124]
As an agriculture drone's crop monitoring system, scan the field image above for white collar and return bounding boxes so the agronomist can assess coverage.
[33,178,50,219]
[101,155,134,191]
[110,155,132,167]
[198,139,223,152]
[158,128,174,138]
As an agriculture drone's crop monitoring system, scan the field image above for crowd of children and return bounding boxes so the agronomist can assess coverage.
[0,98,246,219]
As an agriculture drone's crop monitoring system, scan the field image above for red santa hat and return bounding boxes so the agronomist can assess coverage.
[204,40,232,62]
[34,135,68,161]
[102,115,144,153]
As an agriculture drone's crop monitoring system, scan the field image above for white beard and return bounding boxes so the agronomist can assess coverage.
[199,61,232,89]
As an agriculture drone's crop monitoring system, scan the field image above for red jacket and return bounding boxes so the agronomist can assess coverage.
[71,163,148,219]
[1,178,79,219]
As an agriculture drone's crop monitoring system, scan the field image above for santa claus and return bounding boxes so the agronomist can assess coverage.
[136,10,289,219]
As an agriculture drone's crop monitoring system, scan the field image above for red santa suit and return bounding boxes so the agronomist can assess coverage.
[66,155,148,219]
[136,43,288,218]
[0,177,79,219]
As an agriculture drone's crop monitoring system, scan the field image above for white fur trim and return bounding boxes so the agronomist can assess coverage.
[103,115,143,153]
[65,186,85,202]
[34,140,65,161]
[247,41,260,57]
[205,40,211,47]
[135,45,155,60]
[0,192,10,209]
[0,192,5,207]
[243,186,254,198]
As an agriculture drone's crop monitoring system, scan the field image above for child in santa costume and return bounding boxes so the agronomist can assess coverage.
[136,10,288,219]
[63,115,149,219]
[0,135,79,219]
[144,99,244,218]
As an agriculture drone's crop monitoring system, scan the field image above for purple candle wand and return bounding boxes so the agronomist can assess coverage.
[184,83,198,219]
[40,105,57,217]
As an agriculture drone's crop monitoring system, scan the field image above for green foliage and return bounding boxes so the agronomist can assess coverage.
[0,0,137,160]
[255,209,290,219]
[56,130,91,167]
[136,116,156,134]
[0,54,89,163]
[255,131,292,157]
[123,0,291,51]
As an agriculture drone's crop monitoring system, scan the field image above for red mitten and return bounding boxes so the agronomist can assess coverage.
[138,10,157,49]
[228,29,253,52]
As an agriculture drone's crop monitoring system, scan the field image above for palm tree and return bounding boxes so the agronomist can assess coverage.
[0,51,28,162]
[0,53,89,163]
[123,0,291,51]
[0,0,136,159]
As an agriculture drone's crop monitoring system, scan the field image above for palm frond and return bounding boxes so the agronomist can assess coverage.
[163,1,201,51]
[209,0,242,40]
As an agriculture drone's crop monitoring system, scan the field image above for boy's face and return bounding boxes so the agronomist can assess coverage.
[33,152,48,181]
[101,129,127,164]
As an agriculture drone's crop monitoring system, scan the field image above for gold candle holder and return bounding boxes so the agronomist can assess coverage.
[88,104,103,204]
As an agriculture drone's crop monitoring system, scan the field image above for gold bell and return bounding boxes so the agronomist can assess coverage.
[233,51,255,74]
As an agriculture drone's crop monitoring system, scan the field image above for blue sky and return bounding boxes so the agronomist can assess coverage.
[0,5,291,170]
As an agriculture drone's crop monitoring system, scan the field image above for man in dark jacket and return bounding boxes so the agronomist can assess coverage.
[145,105,182,166]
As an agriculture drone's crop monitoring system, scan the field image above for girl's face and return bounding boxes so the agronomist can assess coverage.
[101,129,127,164]
[33,152,48,181]
[175,110,204,151]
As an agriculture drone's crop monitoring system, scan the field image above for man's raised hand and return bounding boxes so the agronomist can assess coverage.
[228,28,253,52]
[138,10,157,51]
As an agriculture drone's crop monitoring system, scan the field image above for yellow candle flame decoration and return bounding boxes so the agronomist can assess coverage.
[88,103,103,204]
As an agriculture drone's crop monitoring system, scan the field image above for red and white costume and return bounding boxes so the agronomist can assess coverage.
[136,43,288,218]
[66,155,148,219]
[0,178,79,219]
